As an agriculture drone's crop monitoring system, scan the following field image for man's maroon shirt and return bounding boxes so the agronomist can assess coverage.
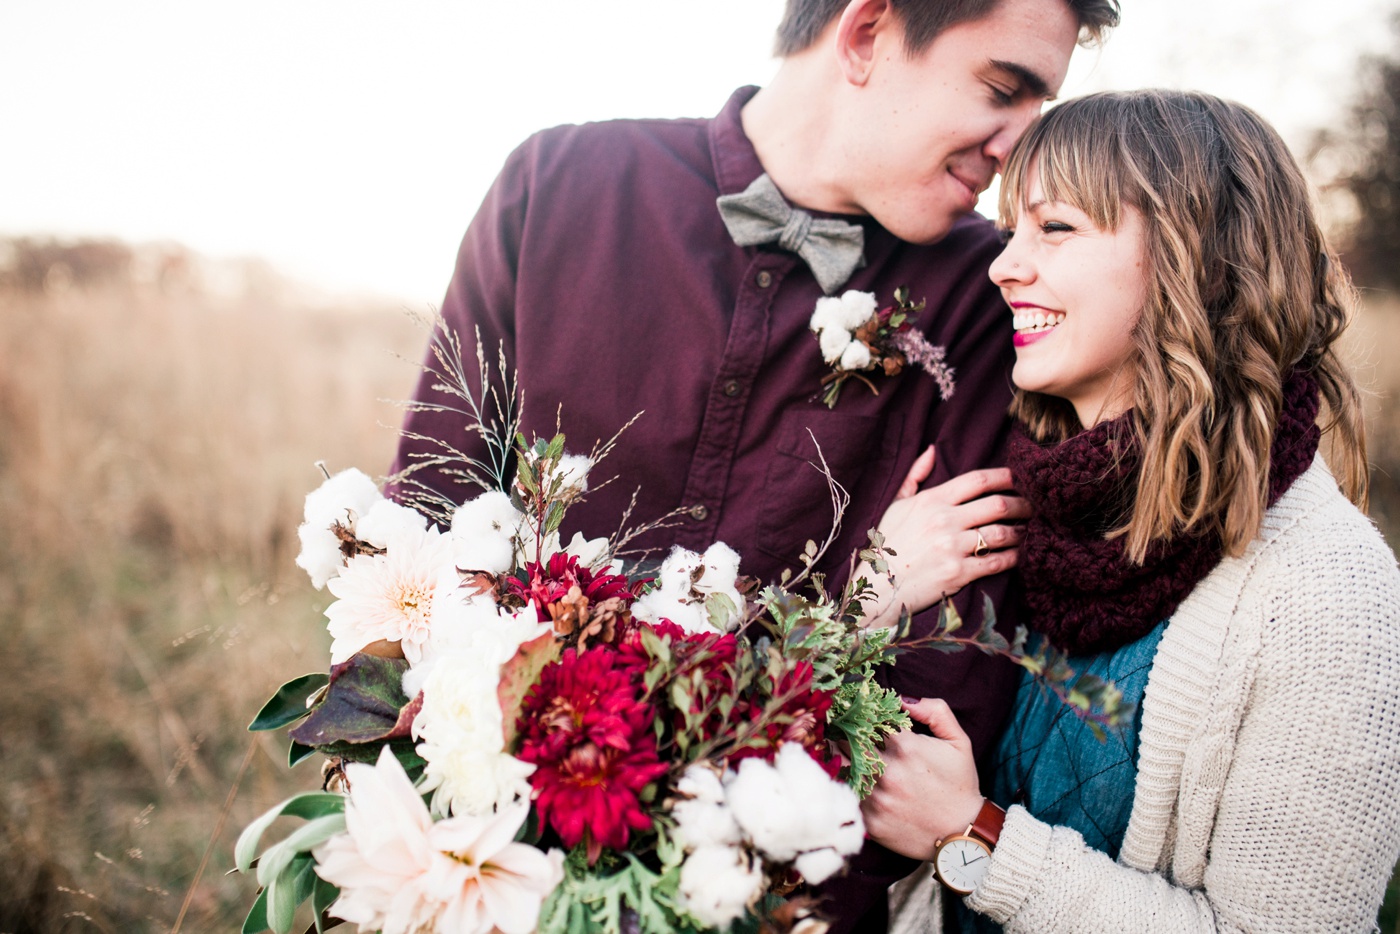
[392,86,1023,927]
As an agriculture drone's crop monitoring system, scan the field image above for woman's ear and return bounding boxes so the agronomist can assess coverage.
[834,0,896,87]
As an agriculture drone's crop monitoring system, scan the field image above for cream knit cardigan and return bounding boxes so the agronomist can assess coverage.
[891,457,1400,932]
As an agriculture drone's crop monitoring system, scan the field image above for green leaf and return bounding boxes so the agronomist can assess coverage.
[250,674,331,732]
[940,600,963,635]
[288,653,412,747]
[267,852,316,934]
[289,742,318,768]
[235,793,346,874]
[242,886,270,934]
[544,500,566,535]
[705,592,738,632]
[256,815,346,888]
[311,876,340,933]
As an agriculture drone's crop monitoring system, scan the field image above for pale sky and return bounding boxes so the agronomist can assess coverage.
[1,0,1392,304]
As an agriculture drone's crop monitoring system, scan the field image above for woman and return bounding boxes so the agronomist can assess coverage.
[861,90,1400,932]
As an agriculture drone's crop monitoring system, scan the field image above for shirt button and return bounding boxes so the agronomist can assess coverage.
[723,379,742,397]
[689,504,709,521]
[756,270,773,289]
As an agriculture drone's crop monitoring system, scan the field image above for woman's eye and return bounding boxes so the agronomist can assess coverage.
[1040,221,1074,234]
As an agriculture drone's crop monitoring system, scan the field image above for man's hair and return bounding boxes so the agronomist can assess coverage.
[999,89,1368,563]
[773,0,1121,57]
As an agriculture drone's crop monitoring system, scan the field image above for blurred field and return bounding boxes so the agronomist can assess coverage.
[0,239,425,931]
[0,238,1397,931]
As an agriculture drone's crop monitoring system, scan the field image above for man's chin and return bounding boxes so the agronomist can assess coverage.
[882,212,963,246]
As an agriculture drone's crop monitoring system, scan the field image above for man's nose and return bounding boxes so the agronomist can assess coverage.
[984,106,1042,168]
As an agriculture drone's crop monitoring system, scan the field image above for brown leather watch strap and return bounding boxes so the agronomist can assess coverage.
[970,798,1006,848]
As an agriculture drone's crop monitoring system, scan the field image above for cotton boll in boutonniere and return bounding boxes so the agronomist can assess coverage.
[808,286,956,409]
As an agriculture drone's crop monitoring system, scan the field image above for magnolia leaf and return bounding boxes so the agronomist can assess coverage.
[288,742,317,768]
[288,653,411,747]
[242,886,270,934]
[498,632,562,746]
[267,852,317,934]
[249,674,331,732]
[311,876,340,933]
[255,814,347,888]
[235,793,346,874]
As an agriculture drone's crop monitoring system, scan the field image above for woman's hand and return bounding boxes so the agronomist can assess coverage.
[860,697,986,861]
[861,446,1030,628]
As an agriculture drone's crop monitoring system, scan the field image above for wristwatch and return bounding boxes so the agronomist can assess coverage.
[932,798,1005,895]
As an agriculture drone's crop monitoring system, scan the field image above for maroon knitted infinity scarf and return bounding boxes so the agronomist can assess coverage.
[1008,372,1321,655]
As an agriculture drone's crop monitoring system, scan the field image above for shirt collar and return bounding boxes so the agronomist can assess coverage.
[709,85,879,233]
[709,85,766,198]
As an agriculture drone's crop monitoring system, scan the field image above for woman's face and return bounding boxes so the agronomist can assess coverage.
[989,169,1149,427]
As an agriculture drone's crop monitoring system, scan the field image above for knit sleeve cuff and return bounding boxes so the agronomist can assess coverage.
[964,805,1053,923]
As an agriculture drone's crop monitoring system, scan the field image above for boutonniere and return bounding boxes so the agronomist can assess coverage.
[808,287,956,409]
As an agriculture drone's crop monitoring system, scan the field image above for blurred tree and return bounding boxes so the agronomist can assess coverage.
[1312,12,1400,291]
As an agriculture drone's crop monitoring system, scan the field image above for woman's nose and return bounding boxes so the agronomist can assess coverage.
[989,236,1029,287]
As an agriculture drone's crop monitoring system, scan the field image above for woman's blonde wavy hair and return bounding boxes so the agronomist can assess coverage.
[999,90,1367,563]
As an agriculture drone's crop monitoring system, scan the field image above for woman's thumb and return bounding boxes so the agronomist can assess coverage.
[895,446,936,500]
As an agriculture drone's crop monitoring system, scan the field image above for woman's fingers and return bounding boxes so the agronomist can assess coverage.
[966,523,1023,554]
[918,466,1017,507]
[895,445,937,500]
[953,492,1033,530]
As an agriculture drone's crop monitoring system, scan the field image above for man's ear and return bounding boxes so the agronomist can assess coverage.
[834,0,897,87]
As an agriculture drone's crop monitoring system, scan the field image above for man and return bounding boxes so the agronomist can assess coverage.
[392,0,1117,927]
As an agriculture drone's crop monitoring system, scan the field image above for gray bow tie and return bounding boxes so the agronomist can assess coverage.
[716,173,866,295]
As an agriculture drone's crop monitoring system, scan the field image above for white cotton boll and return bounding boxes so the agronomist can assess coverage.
[295,468,384,589]
[356,499,428,550]
[552,454,592,494]
[839,340,872,371]
[452,490,523,539]
[302,468,382,527]
[677,845,765,929]
[295,522,348,590]
[656,546,703,591]
[451,490,524,574]
[818,325,852,364]
[697,543,745,632]
[700,542,741,585]
[631,590,708,634]
[832,290,879,330]
[726,743,865,865]
[673,765,742,850]
[809,295,846,333]
[794,847,845,885]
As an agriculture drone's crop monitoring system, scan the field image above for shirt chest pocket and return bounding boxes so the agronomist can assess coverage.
[755,409,903,564]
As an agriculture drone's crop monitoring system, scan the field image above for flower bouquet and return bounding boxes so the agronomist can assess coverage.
[235,332,1127,934]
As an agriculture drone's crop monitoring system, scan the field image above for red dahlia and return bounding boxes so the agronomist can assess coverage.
[507,552,636,621]
[731,660,839,777]
[515,646,666,863]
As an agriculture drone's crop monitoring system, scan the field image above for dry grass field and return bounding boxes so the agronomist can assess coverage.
[0,239,1396,931]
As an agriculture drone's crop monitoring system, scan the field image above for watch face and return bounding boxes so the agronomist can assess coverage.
[935,836,992,894]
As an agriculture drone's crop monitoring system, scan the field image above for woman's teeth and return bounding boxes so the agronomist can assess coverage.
[1012,310,1065,333]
